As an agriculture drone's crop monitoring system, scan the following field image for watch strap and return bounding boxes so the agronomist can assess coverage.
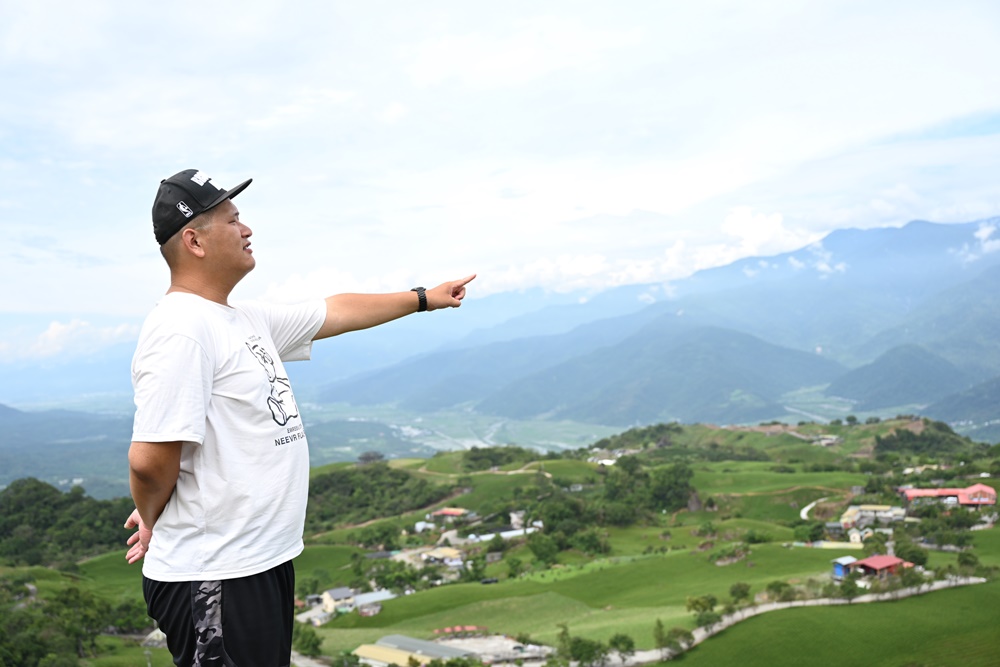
[411,287,427,312]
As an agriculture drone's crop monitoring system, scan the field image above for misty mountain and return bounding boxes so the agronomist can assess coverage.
[476,323,845,426]
[925,376,1000,424]
[321,218,1000,428]
[0,403,133,498]
[857,261,1000,379]
[825,344,974,410]
[319,305,670,410]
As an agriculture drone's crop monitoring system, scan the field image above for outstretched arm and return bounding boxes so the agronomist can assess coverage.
[313,274,475,340]
[125,440,182,563]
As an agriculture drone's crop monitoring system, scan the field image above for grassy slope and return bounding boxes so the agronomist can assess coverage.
[45,421,999,665]
[675,580,1000,667]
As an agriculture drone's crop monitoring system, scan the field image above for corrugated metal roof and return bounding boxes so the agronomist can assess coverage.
[323,586,354,599]
[376,635,472,658]
[355,590,397,606]
[853,555,903,570]
[355,644,430,666]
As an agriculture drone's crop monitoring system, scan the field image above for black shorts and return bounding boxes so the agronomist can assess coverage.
[143,560,295,667]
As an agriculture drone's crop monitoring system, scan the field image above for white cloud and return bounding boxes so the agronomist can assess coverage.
[380,102,409,124]
[953,220,1000,263]
[3,1,1000,325]
[24,320,139,359]
[808,243,848,276]
[721,207,817,258]
[405,16,641,88]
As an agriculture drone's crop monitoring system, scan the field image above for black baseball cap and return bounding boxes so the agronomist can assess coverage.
[152,169,252,245]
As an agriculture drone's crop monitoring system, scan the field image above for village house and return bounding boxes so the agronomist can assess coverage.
[831,555,857,580]
[848,554,911,581]
[321,586,355,613]
[839,504,907,529]
[427,507,477,525]
[421,546,464,568]
[355,634,474,667]
[900,483,997,509]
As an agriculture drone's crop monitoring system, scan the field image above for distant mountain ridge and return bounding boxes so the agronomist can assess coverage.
[320,218,1000,431]
[9,218,1000,437]
[826,344,973,410]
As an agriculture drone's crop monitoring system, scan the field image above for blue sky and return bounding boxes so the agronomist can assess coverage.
[3,1,1000,362]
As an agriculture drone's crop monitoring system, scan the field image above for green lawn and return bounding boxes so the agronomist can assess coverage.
[676,580,1000,667]
[692,462,866,495]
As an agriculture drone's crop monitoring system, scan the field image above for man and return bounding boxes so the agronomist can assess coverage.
[124,168,474,666]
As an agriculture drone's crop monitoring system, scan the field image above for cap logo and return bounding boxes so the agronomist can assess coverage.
[190,171,211,186]
[176,201,194,218]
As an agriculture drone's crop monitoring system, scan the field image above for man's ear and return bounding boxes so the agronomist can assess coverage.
[179,227,207,258]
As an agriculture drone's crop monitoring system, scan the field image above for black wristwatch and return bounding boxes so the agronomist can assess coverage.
[410,287,427,312]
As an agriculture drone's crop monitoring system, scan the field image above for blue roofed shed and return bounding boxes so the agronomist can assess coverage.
[832,555,857,580]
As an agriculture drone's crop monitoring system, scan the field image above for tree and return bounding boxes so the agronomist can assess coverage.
[487,533,506,554]
[528,533,559,566]
[729,582,751,603]
[506,556,524,579]
[840,572,862,601]
[292,621,323,657]
[608,633,635,661]
[765,580,796,602]
[894,539,929,568]
[653,618,668,658]
[957,550,980,570]
[695,610,721,628]
[666,627,694,651]
[568,637,608,667]
[358,451,385,465]
[461,555,487,583]
[556,623,572,660]
[685,594,717,614]
[648,463,695,512]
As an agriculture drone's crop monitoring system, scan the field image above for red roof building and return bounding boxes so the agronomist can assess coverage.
[901,483,996,508]
[849,555,911,579]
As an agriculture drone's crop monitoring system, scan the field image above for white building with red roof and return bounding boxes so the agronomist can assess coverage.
[901,483,996,509]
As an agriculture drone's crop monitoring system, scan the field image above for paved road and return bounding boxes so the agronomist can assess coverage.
[799,496,828,520]
[291,650,327,667]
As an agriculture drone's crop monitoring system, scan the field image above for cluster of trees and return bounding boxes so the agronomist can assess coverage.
[0,479,135,567]
[598,457,695,524]
[514,457,696,564]
[305,462,455,531]
[550,622,692,667]
[0,574,149,667]
[874,419,987,460]
[462,445,545,471]
[590,422,684,452]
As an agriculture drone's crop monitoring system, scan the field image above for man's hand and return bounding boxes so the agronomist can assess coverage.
[426,274,476,311]
[316,273,478,339]
[124,508,152,564]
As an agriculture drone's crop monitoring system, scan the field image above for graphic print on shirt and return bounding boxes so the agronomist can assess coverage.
[246,341,300,426]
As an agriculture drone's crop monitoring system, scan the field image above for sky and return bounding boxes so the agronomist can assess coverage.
[3,0,1000,362]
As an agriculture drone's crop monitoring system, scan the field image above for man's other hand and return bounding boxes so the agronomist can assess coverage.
[124,508,152,564]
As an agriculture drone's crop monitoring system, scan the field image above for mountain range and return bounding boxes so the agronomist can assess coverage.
[321,218,1000,432]
[8,217,1000,441]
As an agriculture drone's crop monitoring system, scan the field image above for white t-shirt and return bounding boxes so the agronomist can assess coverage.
[131,292,326,582]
